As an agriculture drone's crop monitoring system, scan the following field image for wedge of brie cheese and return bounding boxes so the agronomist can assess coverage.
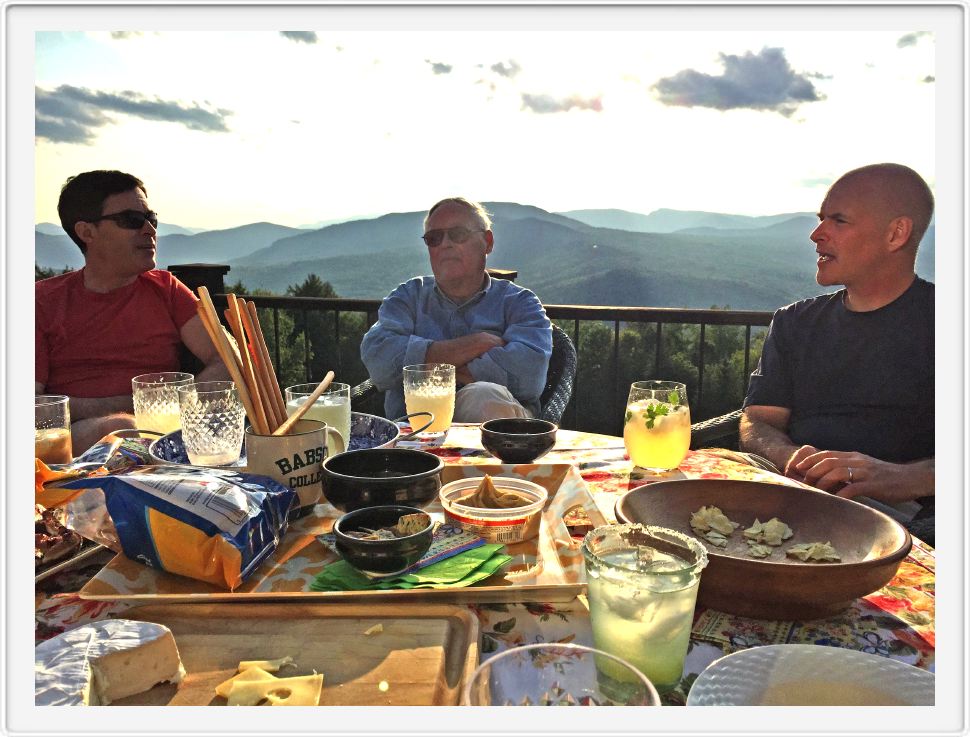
[35,620,185,706]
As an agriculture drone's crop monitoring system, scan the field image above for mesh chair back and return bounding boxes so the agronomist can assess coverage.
[538,324,577,425]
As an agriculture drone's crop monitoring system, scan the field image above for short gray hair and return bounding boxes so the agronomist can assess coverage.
[424,197,492,231]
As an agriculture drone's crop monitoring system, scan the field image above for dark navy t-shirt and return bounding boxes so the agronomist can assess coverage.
[744,277,934,463]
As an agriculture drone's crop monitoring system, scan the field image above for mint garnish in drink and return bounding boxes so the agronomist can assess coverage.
[641,402,670,429]
[669,390,680,405]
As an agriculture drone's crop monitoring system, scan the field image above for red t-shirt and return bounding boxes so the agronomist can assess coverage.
[36,269,199,398]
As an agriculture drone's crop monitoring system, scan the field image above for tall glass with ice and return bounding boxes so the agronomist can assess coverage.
[403,363,455,436]
[35,395,73,464]
[623,380,690,470]
[582,523,708,694]
[285,382,351,448]
[132,371,194,435]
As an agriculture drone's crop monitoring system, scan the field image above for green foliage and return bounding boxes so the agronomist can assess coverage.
[35,264,73,281]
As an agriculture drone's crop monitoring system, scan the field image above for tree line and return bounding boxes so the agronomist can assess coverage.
[37,266,767,433]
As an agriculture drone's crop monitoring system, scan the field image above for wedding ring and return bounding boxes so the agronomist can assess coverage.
[847,467,854,484]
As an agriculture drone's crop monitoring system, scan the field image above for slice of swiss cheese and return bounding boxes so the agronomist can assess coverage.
[35,620,185,705]
[215,667,276,699]
[227,674,324,706]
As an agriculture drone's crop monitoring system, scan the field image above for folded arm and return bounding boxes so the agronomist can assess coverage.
[739,405,815,474]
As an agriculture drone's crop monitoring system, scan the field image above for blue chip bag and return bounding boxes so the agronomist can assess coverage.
[58,465,296,590]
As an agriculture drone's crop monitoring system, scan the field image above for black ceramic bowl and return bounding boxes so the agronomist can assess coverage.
[480,418,558,464]
[333,505,434,576]
[321,448,444,513]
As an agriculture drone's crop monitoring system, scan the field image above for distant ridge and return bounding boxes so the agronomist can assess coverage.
[558,208,814,234]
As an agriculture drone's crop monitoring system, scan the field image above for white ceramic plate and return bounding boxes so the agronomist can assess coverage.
[686,644,934,706]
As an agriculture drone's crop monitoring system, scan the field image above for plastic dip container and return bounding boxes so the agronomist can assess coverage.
[439,477,548,544]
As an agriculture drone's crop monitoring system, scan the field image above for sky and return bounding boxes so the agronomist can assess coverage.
[34,27,936,231]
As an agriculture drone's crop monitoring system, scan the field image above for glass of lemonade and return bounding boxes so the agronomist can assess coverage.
[582,523,708,695]
[35,395,73,465]
[623,380,690,470]
[132,371,195,435]
[176,381,245,466]
[403,363,456,436]
[285,382,351,448]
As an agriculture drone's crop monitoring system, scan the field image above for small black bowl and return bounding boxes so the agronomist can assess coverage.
[321,448,444,513]
[481,418,558,464]
[333,505,433,577]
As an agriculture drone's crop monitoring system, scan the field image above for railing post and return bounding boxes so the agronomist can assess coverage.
[167,263,230,295]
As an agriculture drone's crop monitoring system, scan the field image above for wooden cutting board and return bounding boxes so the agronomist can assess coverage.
[113,602,479,706]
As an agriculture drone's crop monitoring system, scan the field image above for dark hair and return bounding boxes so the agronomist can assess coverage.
[57,170,147,253]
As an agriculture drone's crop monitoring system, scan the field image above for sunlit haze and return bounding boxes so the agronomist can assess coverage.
[35,27,935,230]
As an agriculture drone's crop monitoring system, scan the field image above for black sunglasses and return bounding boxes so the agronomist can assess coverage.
[422,226,485,248]
[88,209,159,230]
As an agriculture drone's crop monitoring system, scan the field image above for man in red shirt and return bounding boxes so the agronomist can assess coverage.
[36,170,228,453]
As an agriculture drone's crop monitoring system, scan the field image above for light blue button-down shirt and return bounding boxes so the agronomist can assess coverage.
[360,274,553,419]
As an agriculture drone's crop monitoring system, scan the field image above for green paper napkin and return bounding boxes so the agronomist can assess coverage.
[310,543,511,591]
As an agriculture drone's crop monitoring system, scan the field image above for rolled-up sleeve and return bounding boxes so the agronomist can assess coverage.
[360,282,429,391]
[467,290,552,406]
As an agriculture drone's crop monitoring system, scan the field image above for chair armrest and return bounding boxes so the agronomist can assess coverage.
[350,379,379,410]
[690,409,743,450]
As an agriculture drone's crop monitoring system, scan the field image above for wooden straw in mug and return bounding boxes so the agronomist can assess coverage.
[273,371,334,436]
[238,299,284,431]
[196,287,264,435]
[244,300,288,425]
[226,294,269,434]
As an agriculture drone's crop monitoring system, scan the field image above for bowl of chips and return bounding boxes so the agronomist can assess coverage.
[332,505,434,577]
[439,475,548,544]
[615,479,912,620]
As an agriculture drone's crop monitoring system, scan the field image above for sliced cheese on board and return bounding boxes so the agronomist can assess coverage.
[214,667,277,699]
[236,656,294,673]
[35,620,185,706]
[226,673,324,706]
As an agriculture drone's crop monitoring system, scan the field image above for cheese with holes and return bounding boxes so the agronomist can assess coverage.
[35,620,185,705]
[236,656,294,673]
[215,667,277,699]
[227,673,323,706]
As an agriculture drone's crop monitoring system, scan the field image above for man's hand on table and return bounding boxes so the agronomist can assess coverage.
[793,450,935,504]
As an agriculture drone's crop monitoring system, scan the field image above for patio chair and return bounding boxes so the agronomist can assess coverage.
[350,323,577,425]
[690,407,935,547]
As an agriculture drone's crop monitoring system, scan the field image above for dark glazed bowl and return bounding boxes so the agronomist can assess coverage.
[480,418,558,464]
[321,448,444,513]
[333,504,433,576]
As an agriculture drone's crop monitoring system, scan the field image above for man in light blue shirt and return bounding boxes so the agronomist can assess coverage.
[361,197,553,421]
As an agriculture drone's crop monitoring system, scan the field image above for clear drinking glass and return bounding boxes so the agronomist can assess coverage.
[461,642,661,706]
[403,363,456,435]
[35,394,73,464]
[623,380,690,470]
[176,381,245,466]
[132,371,195,435]
[285,382,351,448]
[582,523,708,694]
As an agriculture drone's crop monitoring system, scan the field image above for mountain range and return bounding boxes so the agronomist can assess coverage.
[36,205,936,311]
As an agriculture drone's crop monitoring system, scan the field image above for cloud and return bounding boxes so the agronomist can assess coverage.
[922,75,935,83]
[280,31,318,44]
[490,59,521,78]
[652,47,822,117]
[897,31,931,48]
[521,93,602,114]
[800,177,832,188]
[110,31,143,39]
[426,60,453,75]
[35,85,232,144]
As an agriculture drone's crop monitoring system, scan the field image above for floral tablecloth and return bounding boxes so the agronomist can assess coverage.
[35,424,935,705]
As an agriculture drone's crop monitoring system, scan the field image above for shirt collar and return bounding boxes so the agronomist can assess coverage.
[434,272,492,308]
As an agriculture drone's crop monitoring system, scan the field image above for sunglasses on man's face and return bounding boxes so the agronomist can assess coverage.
[89,209,159,230]
[422,226,485,248]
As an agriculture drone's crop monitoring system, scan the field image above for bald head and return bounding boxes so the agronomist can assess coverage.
[830,163,934,250]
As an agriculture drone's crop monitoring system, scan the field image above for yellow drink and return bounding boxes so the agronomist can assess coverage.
[404,386,455,433]
[624,399,690,470]
[35,427,73,465]
[286,396,351,447]
[134,407,182,435]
